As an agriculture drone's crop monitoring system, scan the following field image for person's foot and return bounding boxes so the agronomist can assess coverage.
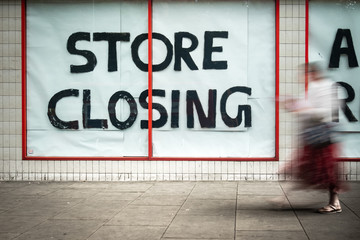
[317,204,342,214]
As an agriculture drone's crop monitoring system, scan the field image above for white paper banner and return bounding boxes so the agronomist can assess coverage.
[309,0,360,158]
[152,0,275,157]
[27,0,149,157]
[26,0,276,158]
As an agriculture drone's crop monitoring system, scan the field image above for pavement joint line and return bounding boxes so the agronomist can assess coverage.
[159,181,197,239]
[1,181,359,240]
[234,181,239,240]
[341,200,360,219]
[279,183,310,240]
[85,182,156,239]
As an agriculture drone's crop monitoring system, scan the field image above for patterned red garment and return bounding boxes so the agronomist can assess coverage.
[296,143,346,192]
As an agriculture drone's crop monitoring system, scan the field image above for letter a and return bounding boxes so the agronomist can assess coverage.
[329,29,359,68]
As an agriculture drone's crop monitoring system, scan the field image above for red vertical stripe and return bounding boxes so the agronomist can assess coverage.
[21,0,27,160]
[147,0,153,159]
[275,0,280,160]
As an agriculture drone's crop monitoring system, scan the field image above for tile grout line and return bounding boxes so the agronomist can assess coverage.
[279,183,310,240]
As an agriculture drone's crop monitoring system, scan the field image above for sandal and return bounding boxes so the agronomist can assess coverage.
[318,204,342,214]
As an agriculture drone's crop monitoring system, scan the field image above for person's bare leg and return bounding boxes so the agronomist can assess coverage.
[329,187,340,208]
[318,186,341,213]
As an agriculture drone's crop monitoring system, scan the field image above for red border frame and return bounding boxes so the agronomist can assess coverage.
[305,0,309,95]
[21,0,27,161]
[21,0,280,161]
[305,0,359,162]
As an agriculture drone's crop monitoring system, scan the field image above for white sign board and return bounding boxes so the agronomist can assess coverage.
[309,0,360,158]
[25,0,276,159]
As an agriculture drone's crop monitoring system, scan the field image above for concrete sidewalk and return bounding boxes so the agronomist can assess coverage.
[0,181,359,240]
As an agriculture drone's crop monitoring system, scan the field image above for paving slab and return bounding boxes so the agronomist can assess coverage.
[88,225,167,240]
[341,197,360,216]
[0,182,35,188]
[65,182,113,189]
[238,181,284,196]
[162,239,232,240]
[2,197,83,218]
[179,199,236,216]
[144,182,195,196]
[295,204,360,240]
[341,184,360,198]
[195,181,238,188]
[284,190,329,209]
[0,215,47,234]
[131,194,188,206]
[0,195,32,211]
[91,191,143,201]
[236,209,303,231]
[163,214,235,239]
[0,184,59,197]
[237,195,291,210]
[0,232,21,240]
[107,205,180,226]
[13,219,104,240]
[189,185,237,200]
[53,199,131,220]
[236,230,308,240]
[47,188,101,199]
[0,188,17,195]
[0,181,359,240]
[106,182,154,192]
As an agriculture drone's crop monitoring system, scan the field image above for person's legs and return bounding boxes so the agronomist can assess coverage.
[329,185,341,208]
[318,185,341,213]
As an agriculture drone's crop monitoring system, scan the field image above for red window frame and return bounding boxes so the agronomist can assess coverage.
[21,0,280,161]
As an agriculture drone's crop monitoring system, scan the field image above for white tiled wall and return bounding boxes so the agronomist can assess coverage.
[0,0,359,181]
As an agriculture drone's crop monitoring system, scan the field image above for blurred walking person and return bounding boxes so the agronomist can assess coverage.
[282,62,347,214]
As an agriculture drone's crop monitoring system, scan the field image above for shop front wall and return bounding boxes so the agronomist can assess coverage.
[0,0,359,181]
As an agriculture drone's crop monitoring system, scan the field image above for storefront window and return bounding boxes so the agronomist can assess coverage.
[151,0,276,158]
[26,0,149,157]
[24,0,277,159]
[309,0,360,159]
